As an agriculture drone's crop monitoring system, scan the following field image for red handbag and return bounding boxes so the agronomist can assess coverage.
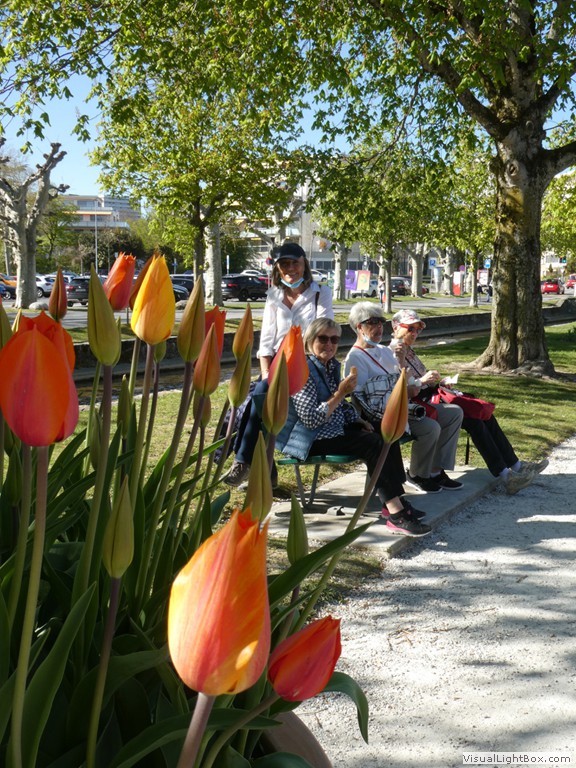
[431,386,495,420]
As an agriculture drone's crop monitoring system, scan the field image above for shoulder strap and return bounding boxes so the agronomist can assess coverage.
[352,345,390,373]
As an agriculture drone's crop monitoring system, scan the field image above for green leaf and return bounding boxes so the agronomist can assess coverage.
[323,671,369,743]
[20,585,96,768]
[0,588,8,685]
[267,523,372,606]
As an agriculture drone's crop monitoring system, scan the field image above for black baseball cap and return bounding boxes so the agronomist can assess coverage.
[271,242,306,262]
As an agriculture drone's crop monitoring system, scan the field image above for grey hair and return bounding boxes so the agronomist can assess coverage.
[303,318,341,353]
[348,301,384,332]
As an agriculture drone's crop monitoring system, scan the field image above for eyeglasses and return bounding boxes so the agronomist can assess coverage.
[316,334,340,345]
[361,318,384,326]
[399,323,423,333]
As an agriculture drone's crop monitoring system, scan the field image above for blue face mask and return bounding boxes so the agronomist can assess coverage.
[281,277,304,289]
[361,334,380,347]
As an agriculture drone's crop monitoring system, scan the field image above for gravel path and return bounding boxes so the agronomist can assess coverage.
[298,435,576,767]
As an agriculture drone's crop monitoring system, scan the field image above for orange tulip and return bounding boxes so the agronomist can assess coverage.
[131,255,175,345]
[204,306,226,357]
[262,352,289,435]
[103,252,136,310]
[48,268,68,321]
[268,326,308,395]
[177,279,205,363]
[168,508,270,696]
[232,305,254,359]
[192,325,221,396]
[381,368,409,443]
[268,616,341,702]
[0,313,78,445]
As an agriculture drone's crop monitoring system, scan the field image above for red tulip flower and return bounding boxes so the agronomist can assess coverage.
[103,252,136,310]
[0,311,78,445]
[204,306,226,357]
[268,616,342,702]
[168,508,270,696]
[192,325,221,396]
[268,325,308,395]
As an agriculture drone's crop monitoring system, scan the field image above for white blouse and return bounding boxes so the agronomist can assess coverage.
[344,344,401,391]
[258,282,334,358]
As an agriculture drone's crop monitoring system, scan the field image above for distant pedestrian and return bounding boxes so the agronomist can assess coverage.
[378,275,385,305]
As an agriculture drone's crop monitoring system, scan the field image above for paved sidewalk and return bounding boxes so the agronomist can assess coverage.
[269,465,500,556]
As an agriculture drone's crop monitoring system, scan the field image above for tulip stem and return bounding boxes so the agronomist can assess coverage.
[128,336,141,398]
[84,361,102,476]
[8,444,31,629]
[176,692,215,768]
[86,577,121,768]
[11,445,49,768]
[138,357,161,488]
[296,441,391,630]
[201,692,279,768]
[129,343,155,507]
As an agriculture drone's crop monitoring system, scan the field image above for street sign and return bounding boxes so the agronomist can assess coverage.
[484,258,492,269]
[428,258,437,267]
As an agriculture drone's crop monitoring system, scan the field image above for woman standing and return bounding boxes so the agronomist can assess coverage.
[225,242,333,486]
[277,318,431,537]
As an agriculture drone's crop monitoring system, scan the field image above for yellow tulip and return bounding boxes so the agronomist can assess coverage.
[381,369,409,443]
[131,255,175,345]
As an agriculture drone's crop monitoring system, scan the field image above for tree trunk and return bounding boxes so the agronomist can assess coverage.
[475,137,552,374]
[333,242,348,301]
[204,222,223,306]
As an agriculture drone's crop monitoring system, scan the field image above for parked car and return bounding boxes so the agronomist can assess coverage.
[564,274,576,291]
[541,278,564,295]
[65,276,90,306]
[172,283,189,302]
[0,282,7,299]
[0,273,16,299]
[221,274,269,301]
[171,274,194,293]
[350,278,378,298]
[46,271,78,284]
[36,274,55,297]
[311,269,328,283]
[390,277,410,296]
[241,268,267,277]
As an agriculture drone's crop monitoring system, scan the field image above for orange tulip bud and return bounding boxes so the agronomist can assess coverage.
[381,368,409,443]
[232,305,254,359]
[48,268,68,321]
[131,255,175,345]
[205,306,226,357]
[177,279,205,363]
[103,252,136,310]
[268,617,342,702]
[262,352,289,435]
[168,508,270,695]
[88,266,122,366]
[0,314,78,446]
[268,326,308,395]
[243,433,273,521]
[192,325,221,396]
[228,342,253,407]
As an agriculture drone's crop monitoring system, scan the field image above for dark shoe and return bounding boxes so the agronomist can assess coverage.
[380,499,425,520]
[504,467,535,495]
[406,472,442,494]
[434,470,463,491]
[224,461,250,487]
[386,511,431,537]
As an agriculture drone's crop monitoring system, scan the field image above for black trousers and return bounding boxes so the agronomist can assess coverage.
[462,415,518,476]
[307,425,406,502]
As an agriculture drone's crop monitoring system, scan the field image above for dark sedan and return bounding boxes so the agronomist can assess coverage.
[221,274,269,301]
[66,276,90,306]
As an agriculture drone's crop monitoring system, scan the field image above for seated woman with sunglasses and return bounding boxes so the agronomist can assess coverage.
[276,318,431,537]
[345,303,464,495]
[391,309,547,495]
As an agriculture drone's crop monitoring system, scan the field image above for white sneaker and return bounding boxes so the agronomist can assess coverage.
[504,467,535,495]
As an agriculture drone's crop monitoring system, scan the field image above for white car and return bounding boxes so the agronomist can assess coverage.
[311,269,328,283]
[350,278,378,298]
[36,274,55,297]
[241,268,267,277]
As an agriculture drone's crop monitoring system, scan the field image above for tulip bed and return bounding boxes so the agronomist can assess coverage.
[0,258,381,768]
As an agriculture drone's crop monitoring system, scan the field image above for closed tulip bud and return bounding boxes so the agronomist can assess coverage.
[48,268,68,321]
[228,343,253,407]
[154,339,167,363]
[244,433,273,521]
[130,254,175,345]
[177,279,205,363]
[381,368,409,444]
[103,252,136,310]
[193,391,211,428]
[117,376,132,439]
[287,493,309,564]
[102,477,134,579]
[168,508,270,696]
[89,408,101,470]
[0,302,12,349]
[192,325,220,396]
[268,617,342,702]
[232,305,253,359]
[268,326,308,395]
[262,352,289,435]
[205,306,226,357]
[88,266,122,366]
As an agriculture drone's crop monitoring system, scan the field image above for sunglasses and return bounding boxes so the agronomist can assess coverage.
[399,323,423,332]
[316,334,340,345]
[361,318,384,326]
